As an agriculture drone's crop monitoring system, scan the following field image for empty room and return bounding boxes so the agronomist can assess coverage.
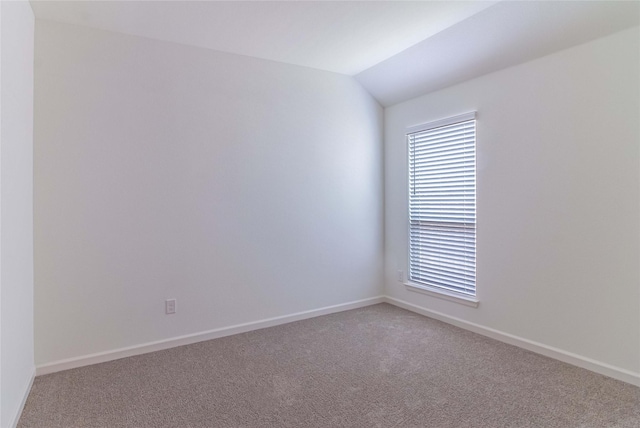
[2,0,639,427]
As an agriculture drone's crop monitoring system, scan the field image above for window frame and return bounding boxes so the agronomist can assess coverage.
[404,112,479,307]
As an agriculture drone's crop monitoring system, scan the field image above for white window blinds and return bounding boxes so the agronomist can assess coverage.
[407,112,476,296]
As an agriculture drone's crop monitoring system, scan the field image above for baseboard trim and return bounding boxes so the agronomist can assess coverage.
[34,294,640,387]
[383,296,640,387]
[9,367,35,428]
[36,296,385,376]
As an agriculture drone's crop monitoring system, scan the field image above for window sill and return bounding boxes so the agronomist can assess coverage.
[404,282,480,308]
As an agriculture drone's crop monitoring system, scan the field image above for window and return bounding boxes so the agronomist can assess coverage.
[407,112,476,298]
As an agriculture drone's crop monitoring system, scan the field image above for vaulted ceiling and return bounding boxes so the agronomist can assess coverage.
[30,1,640,106]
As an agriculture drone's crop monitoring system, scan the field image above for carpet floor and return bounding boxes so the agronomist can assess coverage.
[18,303,640,427]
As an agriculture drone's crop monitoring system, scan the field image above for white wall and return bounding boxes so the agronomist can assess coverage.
[34,21,383,366]
[384,27,640,378]
[1,1,35,427]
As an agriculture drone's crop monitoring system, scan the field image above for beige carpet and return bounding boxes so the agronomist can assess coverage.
[18,304,640,427]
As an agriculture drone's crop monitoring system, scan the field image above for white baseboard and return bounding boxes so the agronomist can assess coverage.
[9,368,35,428]
[35,294,640,387]
[384,296,640,387]
[36,296,385,376]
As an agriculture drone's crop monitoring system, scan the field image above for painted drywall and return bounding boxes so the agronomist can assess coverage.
[1,1,35,427]
[356,1,640,107]
[384,27,640,375]
[34,20,383,366]
[30,1,497,76]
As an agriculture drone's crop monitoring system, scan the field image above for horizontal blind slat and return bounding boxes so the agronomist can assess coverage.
[410,268,475,286]
[408,275,475,295]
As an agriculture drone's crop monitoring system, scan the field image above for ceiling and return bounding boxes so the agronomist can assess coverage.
[31,1,640,106]
[30,0,497,76]
[356,1,640,106]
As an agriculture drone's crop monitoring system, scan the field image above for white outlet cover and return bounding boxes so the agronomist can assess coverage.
[165,299,176,314]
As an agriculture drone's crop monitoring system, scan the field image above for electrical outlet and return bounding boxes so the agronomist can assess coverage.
[397,270,404,282]
[165,299,176,314]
